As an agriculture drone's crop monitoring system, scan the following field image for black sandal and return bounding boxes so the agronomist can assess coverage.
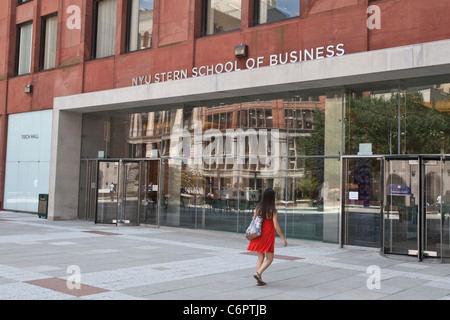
[253,272,266,286]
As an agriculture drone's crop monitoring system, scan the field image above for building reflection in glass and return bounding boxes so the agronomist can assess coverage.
[80,82,450,244]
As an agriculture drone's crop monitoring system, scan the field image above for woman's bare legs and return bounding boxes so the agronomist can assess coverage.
[256,252,265,272]
[258,252,274,275]
[254,252,274,285]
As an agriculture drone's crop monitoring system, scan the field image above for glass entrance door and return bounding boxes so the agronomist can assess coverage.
[383,156,448,261]
[95,159,160,225]
[138,160,160,225]
[443,158,450,260]
[96,160,139,224]
[424,157,450,260]
[342,157,383,248]
[96,161,119,224]
[383,157,419,257]
[117,161,140,225]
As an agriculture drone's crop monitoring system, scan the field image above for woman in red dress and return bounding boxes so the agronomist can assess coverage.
[247,188,287,286]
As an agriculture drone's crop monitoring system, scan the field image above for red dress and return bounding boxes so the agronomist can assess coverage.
[247,218,275,253]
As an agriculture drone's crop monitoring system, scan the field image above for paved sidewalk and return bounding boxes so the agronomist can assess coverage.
[1,211,450,301]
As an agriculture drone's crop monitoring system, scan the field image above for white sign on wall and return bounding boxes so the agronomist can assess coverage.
[4,110,53,212]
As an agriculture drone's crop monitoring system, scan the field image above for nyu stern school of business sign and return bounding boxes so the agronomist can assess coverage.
[132,43,346,87]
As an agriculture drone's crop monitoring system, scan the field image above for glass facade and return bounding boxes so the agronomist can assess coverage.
[345,87,450,156]
[343,84,450,249]
[79,80,450,246]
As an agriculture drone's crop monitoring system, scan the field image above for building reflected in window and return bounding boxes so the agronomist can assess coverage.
[80,82,450,243]
[128,0,154,51]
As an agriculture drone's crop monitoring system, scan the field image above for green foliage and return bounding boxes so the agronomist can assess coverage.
[345,90,450,154]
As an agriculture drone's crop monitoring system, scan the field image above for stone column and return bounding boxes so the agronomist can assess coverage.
[48,109,83,220]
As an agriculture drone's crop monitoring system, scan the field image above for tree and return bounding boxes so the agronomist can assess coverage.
[346,90,450,155]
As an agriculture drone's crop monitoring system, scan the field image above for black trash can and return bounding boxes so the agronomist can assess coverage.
[38,194,48,219]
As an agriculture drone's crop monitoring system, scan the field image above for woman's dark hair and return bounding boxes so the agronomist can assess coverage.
[256,188,276,219]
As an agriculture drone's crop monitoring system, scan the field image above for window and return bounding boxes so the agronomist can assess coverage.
[254,0,300,25]
[127,0,154,52]
[202,0,241,36]
[16,22,33,76]
[18,0,32,4]
[93,0,117,59]
[40,14,58,70]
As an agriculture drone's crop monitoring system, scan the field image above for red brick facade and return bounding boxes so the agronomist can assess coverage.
[0,0,449,208]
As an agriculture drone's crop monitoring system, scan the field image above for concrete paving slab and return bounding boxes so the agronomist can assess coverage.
[1,210,450,305]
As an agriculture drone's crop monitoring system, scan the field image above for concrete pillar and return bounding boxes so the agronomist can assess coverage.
[48,109,83,220]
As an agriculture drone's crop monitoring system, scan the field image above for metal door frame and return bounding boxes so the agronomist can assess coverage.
[95,159,120,225]
[116,159,140,225]
[138,158,161,227]
[79,159,98,221]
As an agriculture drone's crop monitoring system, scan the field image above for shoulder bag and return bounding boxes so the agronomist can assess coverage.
[245,215,263,240]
